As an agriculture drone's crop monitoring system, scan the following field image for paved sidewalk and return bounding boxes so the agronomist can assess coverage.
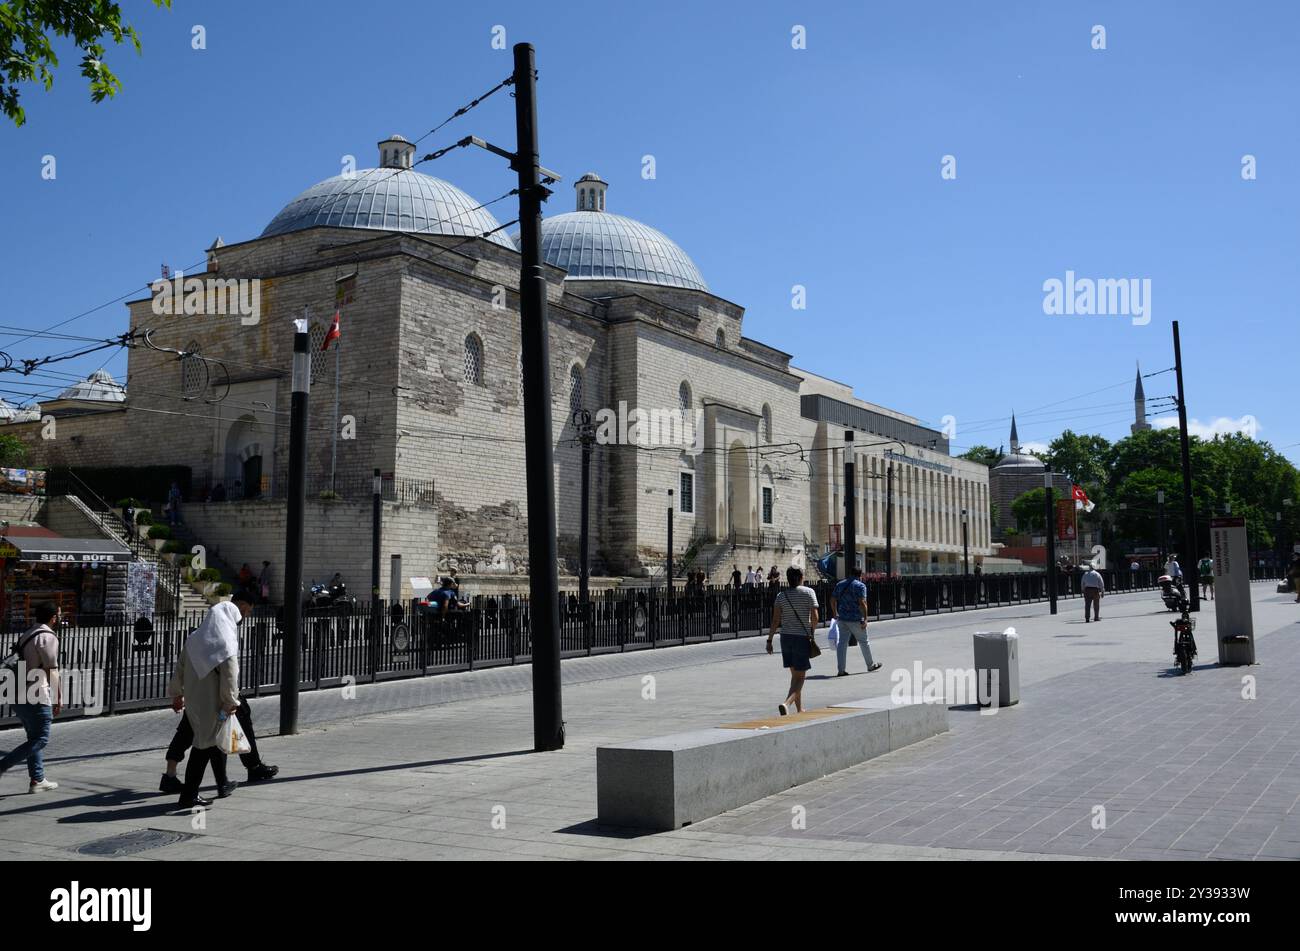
[1,585,1296,861]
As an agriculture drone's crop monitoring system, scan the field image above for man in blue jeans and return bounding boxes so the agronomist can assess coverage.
[0,601,61,792]
[830,567,882,677]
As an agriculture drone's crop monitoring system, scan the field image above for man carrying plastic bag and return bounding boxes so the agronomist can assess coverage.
[830,566,882,677]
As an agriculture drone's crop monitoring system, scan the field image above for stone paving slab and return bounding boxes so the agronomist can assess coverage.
[0,586,1296,861]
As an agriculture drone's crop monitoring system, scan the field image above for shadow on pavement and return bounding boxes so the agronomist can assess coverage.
[554,818,659,839]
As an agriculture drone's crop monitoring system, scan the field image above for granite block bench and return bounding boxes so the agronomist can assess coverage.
[596,697,948,831]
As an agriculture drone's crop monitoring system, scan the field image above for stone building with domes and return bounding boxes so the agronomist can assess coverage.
[10,136,991,596]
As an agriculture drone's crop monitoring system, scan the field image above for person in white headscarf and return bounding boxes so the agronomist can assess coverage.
[166,596,247,808]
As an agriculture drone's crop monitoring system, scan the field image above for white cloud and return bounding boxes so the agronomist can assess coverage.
[1151,415,1259,440]
[1019,440,1051,455]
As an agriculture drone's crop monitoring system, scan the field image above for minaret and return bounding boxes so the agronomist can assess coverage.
[1009,413,1021,454]
[575,172,607,212]
[1131,363,1152,434]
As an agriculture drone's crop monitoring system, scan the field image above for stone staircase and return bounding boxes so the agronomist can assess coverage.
[58,494,210,615]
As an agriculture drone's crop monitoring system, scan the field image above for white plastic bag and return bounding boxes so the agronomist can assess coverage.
[216,713,251,755]
[827,618,839,646]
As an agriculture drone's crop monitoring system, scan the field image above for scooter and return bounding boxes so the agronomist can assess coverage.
[1157,574,1186,611]
[1170,598,1197,674]
[305,579,357,615]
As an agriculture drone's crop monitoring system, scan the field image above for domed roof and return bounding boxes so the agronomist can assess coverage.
[536,211,707,290]
[261,167,516,249]
[58,369,125,402]
[993,450,1046,471]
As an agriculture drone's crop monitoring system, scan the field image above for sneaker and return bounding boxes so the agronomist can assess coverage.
[868,663,883,672]
[177,796,212,809]
[159,774,184,795]
[217,781,239,799]
[29,779,58,793]
[836,670,850,677]
[247,764,279,783]
[778,703,789,716]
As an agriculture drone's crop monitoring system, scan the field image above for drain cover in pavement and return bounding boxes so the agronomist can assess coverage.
[75,829,195,857]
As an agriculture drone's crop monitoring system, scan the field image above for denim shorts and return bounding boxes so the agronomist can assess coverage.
[780,635,812,671]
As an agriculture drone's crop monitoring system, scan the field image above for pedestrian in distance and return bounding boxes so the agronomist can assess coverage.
[121,499,136,543]
[830,566,881,676]
[766,565,820,716]
[767,565,780,588]
[258,560,272,603]
[730,565,742,589]
[744,565,758,589]
[0,602,62,792]
[1081,565,1105,621]
[1288,552,1300,603]
[165,596,249,808]
[167,481,183,526]
[1197,555,1214,601]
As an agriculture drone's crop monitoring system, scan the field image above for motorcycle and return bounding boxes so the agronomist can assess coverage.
[1157,574,1186,611]
[1170,598,1197,674]
[304,579,357,615]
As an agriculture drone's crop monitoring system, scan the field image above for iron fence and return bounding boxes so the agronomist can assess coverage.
[1,567,1286,728]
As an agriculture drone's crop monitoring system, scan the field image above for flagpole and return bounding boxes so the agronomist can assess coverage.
[331,331,340,493]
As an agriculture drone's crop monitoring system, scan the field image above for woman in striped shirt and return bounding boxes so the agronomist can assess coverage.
[767,566,820,715]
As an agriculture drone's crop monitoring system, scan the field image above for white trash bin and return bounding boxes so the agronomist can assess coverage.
[973,627,1020,707]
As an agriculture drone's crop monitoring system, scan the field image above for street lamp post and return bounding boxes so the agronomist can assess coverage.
[574,409,595,651]
[1044,471,1058,615]
[666,488,674,596]
[843,431,856,577]
[961,507,969,608]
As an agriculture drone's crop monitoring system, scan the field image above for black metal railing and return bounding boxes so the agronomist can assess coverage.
[1,567,1278,727]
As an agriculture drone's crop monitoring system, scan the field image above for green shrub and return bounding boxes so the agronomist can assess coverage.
[162,540,186,554]
[198,568,222,582]
[146,525,172,540]
[319,489,340,501]
[135,510,153,525]
[116,497,139,509]
[216,583,233,596]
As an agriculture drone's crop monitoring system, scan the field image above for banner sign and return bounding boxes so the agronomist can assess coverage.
[1056,499,1076,541]
[1210,516,1254,665]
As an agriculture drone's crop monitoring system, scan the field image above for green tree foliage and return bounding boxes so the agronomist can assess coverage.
[1010,487,1047,533]
[1043,430,1111,486]
[959,445,1000,468]
[0,432,28,466]
[1,0,172,127]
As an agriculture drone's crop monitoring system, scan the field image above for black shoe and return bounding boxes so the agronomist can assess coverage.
[247,764,279,783]
[159,774,184,795]
[217,781,239,799]
[868,663,883,672]
[837,670,850,677]
[177,796,212,809]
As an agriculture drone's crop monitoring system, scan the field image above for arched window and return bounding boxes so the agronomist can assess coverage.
[464,334,483,385]
[180,339,205,399]
[308,324,328,383]
[761,466,775,524]
[678,381,691,413]
[568,364,584,414]
[580,188,587,210]
[762,404,772,443]
[716,328,726,348]
[598,191,604,210]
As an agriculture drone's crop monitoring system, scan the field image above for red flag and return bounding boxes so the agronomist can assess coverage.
[1072,484,1095,513]
[322,311,341,351]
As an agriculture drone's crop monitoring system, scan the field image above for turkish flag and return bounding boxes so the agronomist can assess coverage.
[322,311,341,351]
[1072,484,1095,513]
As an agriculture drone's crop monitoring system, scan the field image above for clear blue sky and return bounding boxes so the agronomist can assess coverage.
[2,0,1296,464]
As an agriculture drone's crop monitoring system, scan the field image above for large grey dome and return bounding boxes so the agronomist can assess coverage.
[261,167,516,249]
[535,211,707,291]
[58,369,125,402]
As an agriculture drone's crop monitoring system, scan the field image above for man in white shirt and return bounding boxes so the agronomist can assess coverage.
[0,602,61,792]
[1081,567,1105,622]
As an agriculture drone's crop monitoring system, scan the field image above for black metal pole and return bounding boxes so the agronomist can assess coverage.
[1172,321,1200,612]
[1044,472,1058,614]
[961,509,969,609]
[514,42,564,751]
[885,461,894,578]
[280,319,310,735]
[843,431,856,576]
[667,489,674,594]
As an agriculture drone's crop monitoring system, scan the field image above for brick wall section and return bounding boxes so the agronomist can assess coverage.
[0,495,44,524]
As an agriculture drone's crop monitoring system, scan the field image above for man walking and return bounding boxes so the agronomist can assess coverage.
[1197,555,1215,601]
[730,565,741,589]
[0,602,61,792]
[829,566,881,676]
[1082,565,1105,621]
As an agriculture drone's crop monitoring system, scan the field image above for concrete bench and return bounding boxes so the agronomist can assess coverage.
[596,697,948,831]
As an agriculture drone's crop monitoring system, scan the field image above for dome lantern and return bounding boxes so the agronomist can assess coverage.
[575,172,607,212]
[378,134,415,170]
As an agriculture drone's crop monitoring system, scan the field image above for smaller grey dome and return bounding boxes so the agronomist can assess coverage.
[58,369,125,402]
